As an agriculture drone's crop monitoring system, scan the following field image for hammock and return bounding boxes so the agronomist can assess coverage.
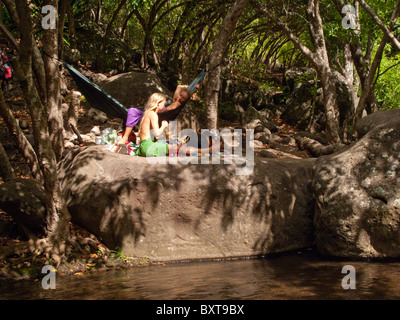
[63,61,206,126]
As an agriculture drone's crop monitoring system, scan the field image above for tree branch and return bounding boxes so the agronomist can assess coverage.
[0,140,14,182]
[359,0,400,50]
[0,21,19,52]
[250,0,316,64]
[0,88,42,181]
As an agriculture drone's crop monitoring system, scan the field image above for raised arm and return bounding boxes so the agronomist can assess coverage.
[160,85,191,112]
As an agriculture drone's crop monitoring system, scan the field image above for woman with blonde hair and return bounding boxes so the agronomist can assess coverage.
[118,86,191,145]
[136,92,219,157]
[136,93,169,157]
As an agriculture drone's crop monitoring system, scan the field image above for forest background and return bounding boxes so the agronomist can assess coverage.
[0,0,399,271]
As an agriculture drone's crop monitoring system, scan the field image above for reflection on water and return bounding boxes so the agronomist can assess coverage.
[1,251,400,300]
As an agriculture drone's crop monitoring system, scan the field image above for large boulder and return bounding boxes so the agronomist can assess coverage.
[221,79,273,111]
[281,68,324,131]
[355,109,400,138]
[282,67,354,132]
[98,72,172,108]
[58,146,316,261]
[0,178,47,233]
[312,110,400,258]
[97,71,200,132]
[284,67,316,92]
[242,106,278,132]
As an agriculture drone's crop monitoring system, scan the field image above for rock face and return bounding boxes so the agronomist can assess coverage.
[355,109,400,138]
[97,71,201,132]
[98,72,172,108]
[58,147,316,261]
[56,107,400,260]
[312,110,400,258]
[0,178,47,232]
[281,68,324,131]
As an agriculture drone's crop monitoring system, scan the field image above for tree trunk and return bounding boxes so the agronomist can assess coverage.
[96,0,103,24]
[334,0,400,119]
[342,43,358,110]
[204,0,251,129]
[317,68,342,143]
[296,135,345,157]
[251,0,343,143]
[164,2,195,72]
[354,0,400,124]
[354,36,387,122]
[0,88,42,181]
[2,0,48,105]
[43,0,64,162]
[68,91,81,132]
[15,0,71,263]
[141,31,150,70]
[66,1,77,51]
[0,141,14,182]
[58,0,67,59]
[96,0,128,70]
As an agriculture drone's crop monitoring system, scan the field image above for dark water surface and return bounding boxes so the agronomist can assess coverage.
[1,250,400,300]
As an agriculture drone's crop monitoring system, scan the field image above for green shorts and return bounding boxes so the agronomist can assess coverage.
[137,138,169,157]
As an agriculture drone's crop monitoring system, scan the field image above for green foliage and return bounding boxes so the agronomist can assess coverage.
[294,71,319,102]
[110,246,128,262]
[375,48,400,110]
[9,0,400,112]
[219,101,241,122]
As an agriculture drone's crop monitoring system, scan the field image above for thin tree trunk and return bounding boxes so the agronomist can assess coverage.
[96,0,128,70]
[68,91,81,133]
[15,0,71,264]
[342,43,357,109]
[96,0,102,24]
[317,69,341,143]
[66,1,78,50]
[164,2,195,71]
[354,0,400,124]
[205,0,251,129]
[2,0,48,105]
[43,0,64,162]
[334,0,400,116]
[120,8,135,39]
[58,0,67,59]
[0,141,14,182]
[251,0,343,143]
[0,88,42,181]
[354,36,388,121]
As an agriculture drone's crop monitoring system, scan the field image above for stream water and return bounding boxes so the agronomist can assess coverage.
[1,250,400,300]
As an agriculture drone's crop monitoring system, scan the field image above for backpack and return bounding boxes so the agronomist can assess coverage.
[0,50,12,81]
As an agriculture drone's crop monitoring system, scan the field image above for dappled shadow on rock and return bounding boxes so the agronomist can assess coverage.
[312,111,400,259]
[58,145,316,261]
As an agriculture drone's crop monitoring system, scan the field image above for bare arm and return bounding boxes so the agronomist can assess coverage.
[160,85,190,112]
[160,100,181,112]
[150,112,168,137]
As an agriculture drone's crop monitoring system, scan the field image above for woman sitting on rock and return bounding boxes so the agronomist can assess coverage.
[136,92,220,157]
[118,85,192,145]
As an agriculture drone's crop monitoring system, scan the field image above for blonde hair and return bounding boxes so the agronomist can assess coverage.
[138,93,166,135]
